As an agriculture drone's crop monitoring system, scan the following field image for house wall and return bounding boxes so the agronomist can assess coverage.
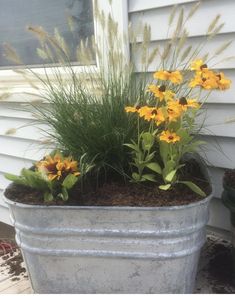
[129,0,235,231]
[0,0,234,232]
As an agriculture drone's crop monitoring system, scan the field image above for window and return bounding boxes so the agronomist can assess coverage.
[0,0,94,68]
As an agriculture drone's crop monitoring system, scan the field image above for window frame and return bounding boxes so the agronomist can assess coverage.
[0,0,129,102]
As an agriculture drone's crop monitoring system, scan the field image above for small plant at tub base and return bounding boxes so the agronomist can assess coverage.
[125,60,231,196]
[5,152,93,202]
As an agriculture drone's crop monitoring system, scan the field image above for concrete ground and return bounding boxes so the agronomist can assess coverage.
[0,222,234,294]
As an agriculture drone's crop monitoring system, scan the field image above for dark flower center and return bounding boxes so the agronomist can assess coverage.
[45,163,58,174]
[168,135,174,140]
[216,74,221,80]
[200,64,208,70]
[151,109,158,115]
[159,85,166,92]
[135,105,141,110]
[202,78,207,82]
[179,97,188,105]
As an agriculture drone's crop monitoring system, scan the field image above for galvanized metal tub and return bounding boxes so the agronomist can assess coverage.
[4,192,212,294]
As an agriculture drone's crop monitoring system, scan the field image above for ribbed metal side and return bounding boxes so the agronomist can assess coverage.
[4,194,212,294]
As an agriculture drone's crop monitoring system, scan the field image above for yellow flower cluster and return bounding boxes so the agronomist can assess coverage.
[36,154,80,181]
[154,70,183,84]
[125,59,231,144]
[189,59,231,90]
[125,97,199,127]
[125,96,198,142]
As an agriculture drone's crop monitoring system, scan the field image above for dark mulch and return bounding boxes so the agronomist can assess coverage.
[72,179,210,207]
[0,250,26,278]
[4,159,211,207]
[5,177,210,207]
[224,169,235,188]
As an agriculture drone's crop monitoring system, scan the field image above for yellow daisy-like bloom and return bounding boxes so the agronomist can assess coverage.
[216,72,231,90]
[189,69,218,90]
[153,70,169,81]
[178,97,200,111]
[190,59,207,71]
[147,84,166,101]
[138,106,158,121]
[154,107,166,126]
[36,154,80,181]
[154,70,183,84]
[60,158,80,176]
[125,106,140,113]
[167,101,183,122]
[159,130,180,143]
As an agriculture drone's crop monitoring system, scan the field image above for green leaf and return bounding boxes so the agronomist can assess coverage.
[141,132,154,151]
[159,184,171,190]
[132,172,141,181]
[168,119,181,131]
[141,174,156,182]
[145,151,155,162]
[4,173,20,181]
[165,169,177,182]
[21,169,49,190]
[62,187,69,201]
[176,128,192,144]
[59,187,69,201]
[4,173,28,186]
[178,181,206,197]
[43,192,54,202]
[162,160,175,180]
[62,174,78,189]
[146,162,162,174]
[124,143,139,153]
[159,141,169,164]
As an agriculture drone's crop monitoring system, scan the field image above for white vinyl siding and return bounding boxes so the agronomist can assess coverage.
[129,0,235,231]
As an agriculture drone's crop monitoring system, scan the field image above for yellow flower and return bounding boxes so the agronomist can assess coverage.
[36,154,80,181]
[159,130,180,143]
[190,61,231,91]
[154,70,183,84]
[189,69,218,90]
[147,84,166,101]
[147,84,175,102]
[178,97,200,111]
[167,101,183,122]
[190,59,207,71]
[138,106,158,121]
[125,106,140,113]
[61,158,80,177]
[154,107,166,126]
[153,70,169,81]
[216,72,231,90]
[169,71,183,84]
